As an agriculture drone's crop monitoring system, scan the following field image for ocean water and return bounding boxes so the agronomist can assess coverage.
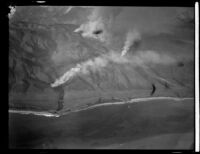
[9,98,194,149]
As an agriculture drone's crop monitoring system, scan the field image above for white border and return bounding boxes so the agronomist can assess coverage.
[195,2,199,152]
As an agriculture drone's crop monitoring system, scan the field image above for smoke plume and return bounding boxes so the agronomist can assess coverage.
[51,51,128,87]
[74,7,122,44]
[51,26,175,88]
[121,29,141,57]
[51,48,176,88]
[8,6,16,19]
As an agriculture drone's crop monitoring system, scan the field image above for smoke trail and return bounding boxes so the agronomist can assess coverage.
[51,52,129,87]
[64,6,74,14]
[51,49,176,88]
[51,66,81,87]
[52,24,176,89]
[51,54,109,87]
[121,29,141,57]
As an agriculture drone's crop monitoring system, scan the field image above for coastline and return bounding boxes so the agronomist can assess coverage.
[8,96,194,118]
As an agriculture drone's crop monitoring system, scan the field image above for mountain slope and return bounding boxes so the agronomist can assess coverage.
[9,21,194,112]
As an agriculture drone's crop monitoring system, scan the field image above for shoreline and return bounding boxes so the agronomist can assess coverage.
[8,96,194,118]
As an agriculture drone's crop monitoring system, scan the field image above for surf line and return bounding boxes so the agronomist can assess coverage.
[9,109,60,117]
[74,97,193,109]
[59,96,194,116]
[9,97,194,118]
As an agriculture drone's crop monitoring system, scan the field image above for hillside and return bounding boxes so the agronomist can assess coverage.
[9,20,194,112]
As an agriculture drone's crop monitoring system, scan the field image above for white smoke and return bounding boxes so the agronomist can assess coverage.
[74,7,106,42]
[51,51,129,87]
[74,17,106,41]
[74,7,122,44]
[51,28,176,88]
[64,6,74,14]
[51,49,176,88]
[51,66,80,87]
[8,6,16,19]
[51,54,109,87]
[51,47,176,88]
[121,29,141,57]
[51,7,178,88]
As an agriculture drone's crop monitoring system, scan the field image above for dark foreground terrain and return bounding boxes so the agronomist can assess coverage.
[9,98,194,149]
